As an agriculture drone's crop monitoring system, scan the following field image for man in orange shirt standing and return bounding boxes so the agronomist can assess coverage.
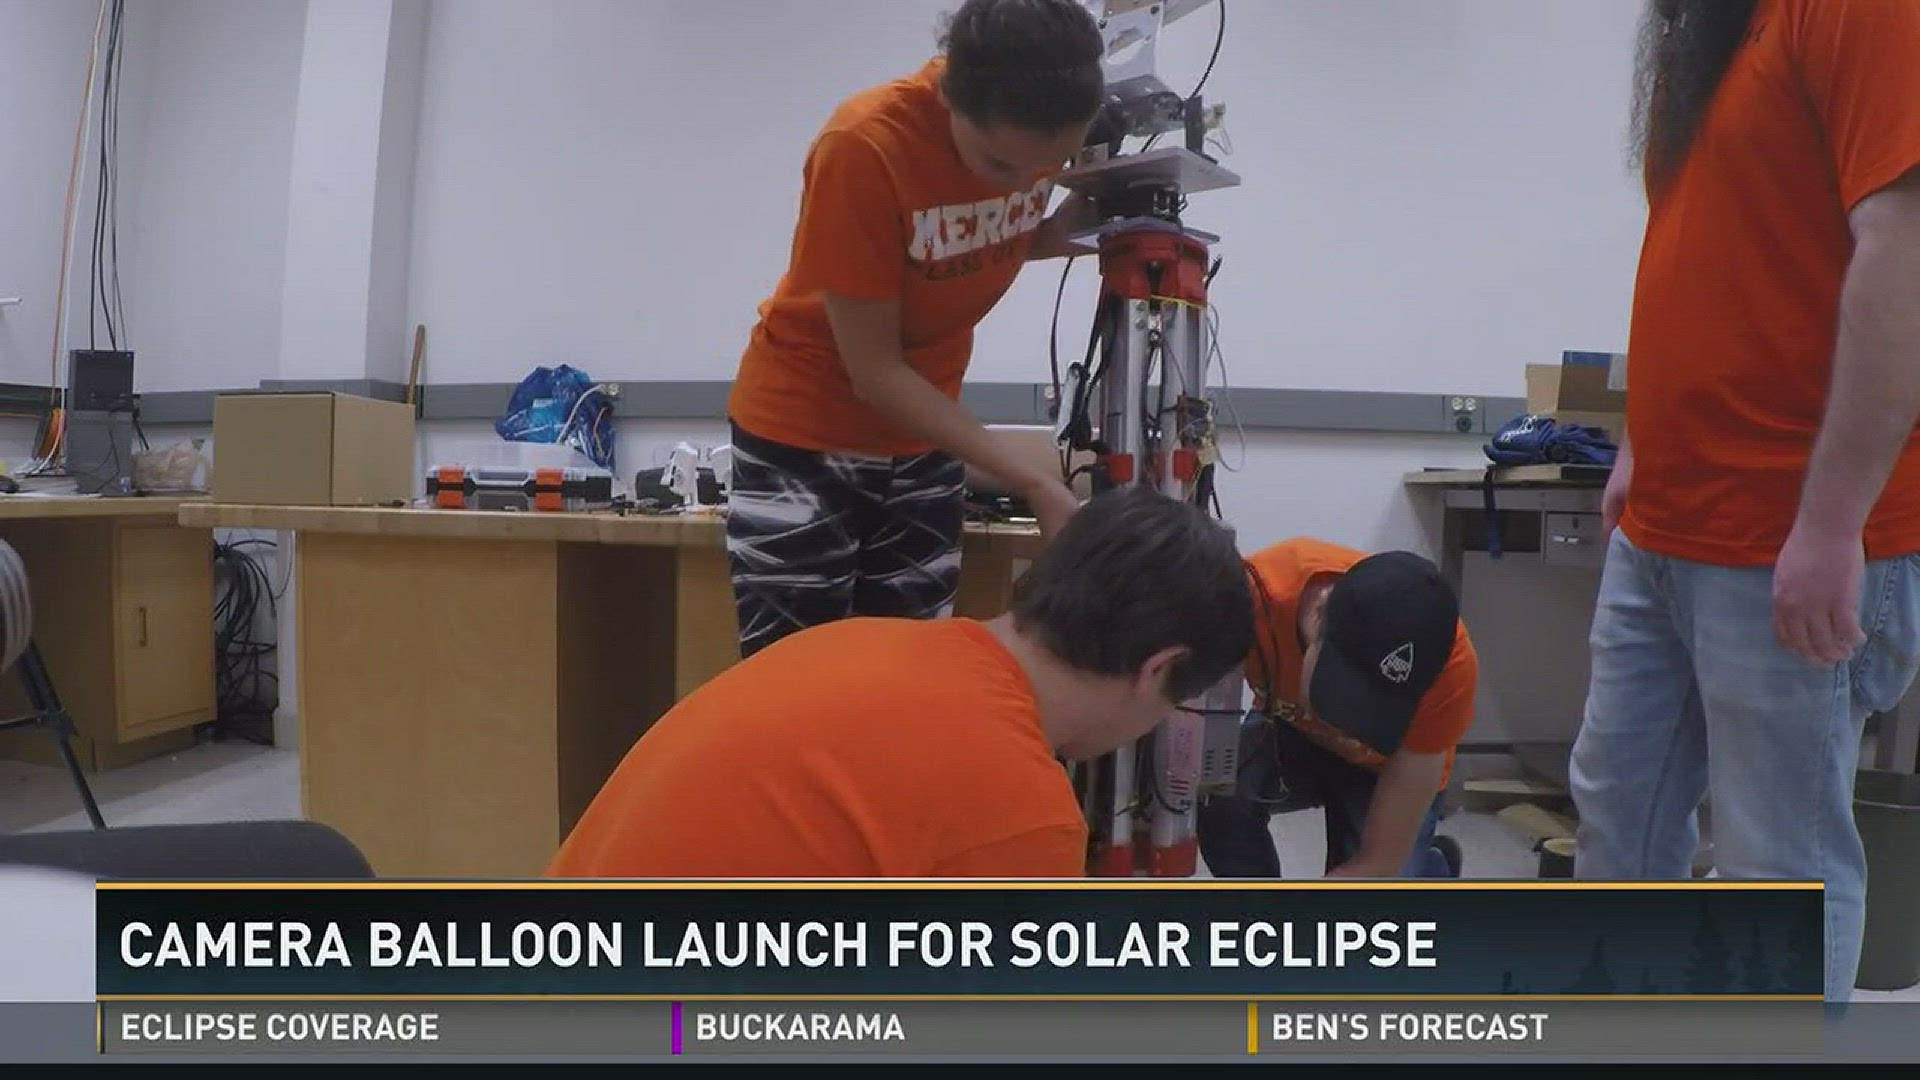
[1572,0,1920,1001]
[724,0,1103,658]
[549,488,1252,879]
[1198,540,1477,880]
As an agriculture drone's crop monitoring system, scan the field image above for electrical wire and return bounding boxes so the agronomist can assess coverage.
[53,0,109,391]
[1139,0,1227,155]
[1191,0,1226,102]
[106,0,128,347]
[89,1,126,351]
[1206,304,1248,472]
[1049,255,1076,408]
[109,1,128,346]
[31,0,113,479]
[211,539,283,745]
[71,420,124,494]
[558,383,616,467]
[1136,737,1193,816]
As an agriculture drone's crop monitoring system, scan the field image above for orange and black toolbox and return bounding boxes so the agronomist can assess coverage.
[426,465,614,512]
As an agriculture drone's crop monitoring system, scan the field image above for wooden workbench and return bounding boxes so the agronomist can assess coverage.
[0,496,216,773]
[1405,464,1611,585]
[0,495,191,522]
[1404,463,1612,489]
[178,503,1044,878]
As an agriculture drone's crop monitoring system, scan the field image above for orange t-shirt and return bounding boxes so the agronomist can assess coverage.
[727,59,1060,458]
[1622,0,1920,567]
[547,618,1086,879]
[1242,539,1479,791]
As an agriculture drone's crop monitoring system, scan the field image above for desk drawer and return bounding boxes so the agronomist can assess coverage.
[1543,513,1606,567]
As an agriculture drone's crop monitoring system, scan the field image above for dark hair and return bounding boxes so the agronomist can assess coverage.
[1630,0,1760,193]
[939,0,1106,131]
[1012,486,1253,702]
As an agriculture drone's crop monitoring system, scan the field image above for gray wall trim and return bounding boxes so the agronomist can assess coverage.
[257,378,409,402]
[127,379,1527,436]
[1224,387,1525,436]
[421,381,1052,425]
[417,381,509,421]
[0,382,54,417]
[964,382,1052,425]
[137,390,220,425]
[419,381,1521,434]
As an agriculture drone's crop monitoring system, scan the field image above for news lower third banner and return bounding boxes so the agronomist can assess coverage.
[92,881,1828,1058]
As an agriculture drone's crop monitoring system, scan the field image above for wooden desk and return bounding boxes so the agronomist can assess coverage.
[1405,465,1610,589]
[0,497,216,771]
[178,503,1044,877]
[1405,467,1610,784]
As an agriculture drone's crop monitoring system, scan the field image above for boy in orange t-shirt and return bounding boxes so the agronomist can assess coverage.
[548,488,1252,880]
[724,0,1102,660]
[1198,540,1479,880]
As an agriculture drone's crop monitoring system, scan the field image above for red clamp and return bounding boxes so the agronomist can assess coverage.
[1172,448,1201,485]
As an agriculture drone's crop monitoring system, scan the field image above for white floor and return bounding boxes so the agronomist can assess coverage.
[1,739,1915,1001]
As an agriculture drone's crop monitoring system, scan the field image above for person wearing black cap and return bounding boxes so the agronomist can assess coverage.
[1198,538,1480,879]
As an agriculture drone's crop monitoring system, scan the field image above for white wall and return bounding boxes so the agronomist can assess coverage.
[8,2,1646,422]
[0,0,103,389]
[5,0,1642,548]
[1183,0,1645,395]
[8,1,1647,407]
[404,0,1645,397]
[404,0,940,385]
[114,0,306,392]
[0,0,304,397]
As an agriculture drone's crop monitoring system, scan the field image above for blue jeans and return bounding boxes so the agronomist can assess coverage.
[1198,714,1452,878]
[1571,530,1920,1002]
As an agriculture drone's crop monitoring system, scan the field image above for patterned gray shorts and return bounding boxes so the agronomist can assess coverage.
[724,422,966,658]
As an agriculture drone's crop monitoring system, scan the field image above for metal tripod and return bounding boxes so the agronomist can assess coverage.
[1054,148,1245,876]
[0,642,108,830]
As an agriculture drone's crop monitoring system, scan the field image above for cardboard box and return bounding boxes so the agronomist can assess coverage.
[1526,363,1626,415]
[213,392,416,506]
[1559,349,1628,392]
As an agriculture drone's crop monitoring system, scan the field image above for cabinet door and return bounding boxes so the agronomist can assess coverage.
[114,526,216,739]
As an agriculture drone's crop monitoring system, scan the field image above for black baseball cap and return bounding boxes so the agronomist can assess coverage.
[1306,551,1460,757]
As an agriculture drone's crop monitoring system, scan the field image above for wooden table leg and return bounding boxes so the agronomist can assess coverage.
[675,544,742,700]
[954,550,1019,620]
[555,542,681,836]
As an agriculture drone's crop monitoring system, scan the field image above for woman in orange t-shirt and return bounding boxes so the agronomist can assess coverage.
[723,0,1102,658]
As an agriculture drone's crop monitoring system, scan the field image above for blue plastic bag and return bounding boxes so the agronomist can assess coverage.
[495,364,616,472]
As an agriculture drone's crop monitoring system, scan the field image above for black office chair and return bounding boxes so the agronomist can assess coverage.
[0,539,106,829]
[0,820,374,879]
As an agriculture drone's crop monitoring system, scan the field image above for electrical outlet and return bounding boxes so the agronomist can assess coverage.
[1446,396,1480,434]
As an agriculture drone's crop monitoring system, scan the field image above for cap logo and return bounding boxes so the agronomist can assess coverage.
[1380,642,1415,684]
